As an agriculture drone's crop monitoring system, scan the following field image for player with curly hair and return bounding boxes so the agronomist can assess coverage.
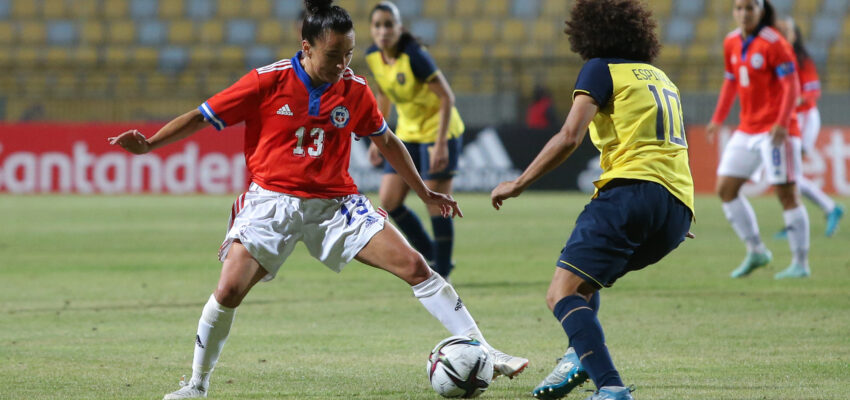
[491,0,693,399]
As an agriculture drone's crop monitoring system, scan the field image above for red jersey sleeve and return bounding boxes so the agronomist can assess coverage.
[198,71,260,131]
[351,84,388,138]
[799,58,821,107]
[723,38,736,82]
[767,39,796,79]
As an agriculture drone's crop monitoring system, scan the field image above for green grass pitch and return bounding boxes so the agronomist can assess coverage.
[1,193,847,399]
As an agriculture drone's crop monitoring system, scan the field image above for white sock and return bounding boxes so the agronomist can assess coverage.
[797,177,836,216]
[191,294,236,387]
[412,272,491,349]
[722,197,766,253]
[783,206,810,268]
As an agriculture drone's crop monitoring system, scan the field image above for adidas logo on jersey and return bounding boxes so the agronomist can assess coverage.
[276,104,293,116]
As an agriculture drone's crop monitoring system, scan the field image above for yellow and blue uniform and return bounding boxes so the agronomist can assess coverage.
[558,58,695,288]
[365,40,464,180]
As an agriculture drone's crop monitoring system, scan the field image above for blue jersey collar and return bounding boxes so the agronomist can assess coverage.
[740,25,764,61]
[292,51,332,116]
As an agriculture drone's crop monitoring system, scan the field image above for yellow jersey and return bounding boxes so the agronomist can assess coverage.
[573,58,694,215]
[365,41,464,143]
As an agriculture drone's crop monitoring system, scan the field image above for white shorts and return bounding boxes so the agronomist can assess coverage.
[218,183,387,280]
[797,108,821,153]
[717,130,802,185]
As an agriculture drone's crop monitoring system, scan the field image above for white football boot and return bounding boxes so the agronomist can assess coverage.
[490,348,529,379]
[163,375,207,399]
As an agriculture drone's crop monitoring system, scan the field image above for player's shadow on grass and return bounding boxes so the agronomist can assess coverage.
[452,280,548,289]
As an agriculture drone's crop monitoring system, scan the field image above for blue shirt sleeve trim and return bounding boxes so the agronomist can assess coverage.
[724,71,736,81]
[574,58,614,107]
[776,61,795,78]
[368,120,389,136]
[404,42,438,82]
[199,102,225,131]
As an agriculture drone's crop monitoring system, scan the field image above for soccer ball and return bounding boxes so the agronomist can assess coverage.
[427,335,494,398]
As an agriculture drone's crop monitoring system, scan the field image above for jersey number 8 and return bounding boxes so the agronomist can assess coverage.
[293,127,325,157]
[647,84,687,147]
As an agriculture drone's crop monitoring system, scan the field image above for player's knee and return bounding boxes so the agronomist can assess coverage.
[214,284,244,308]
[399,250,431,284]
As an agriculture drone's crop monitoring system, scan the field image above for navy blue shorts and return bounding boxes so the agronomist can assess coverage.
[558,179,692,288]
[383,137,462,181]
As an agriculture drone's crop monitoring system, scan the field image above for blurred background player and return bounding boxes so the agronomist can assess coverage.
[109,1,526,398]
[707,0,811,279]
[491,0,693,398]
[774,16,844,239]
[364,1,465,279]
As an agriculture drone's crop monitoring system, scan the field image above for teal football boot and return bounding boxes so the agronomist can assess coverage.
[532,347,589,399]
[825,205,844,237]
[730,250,772,278]
[773,228,788,240]
[774,263,810,279]
[583,386,635,400]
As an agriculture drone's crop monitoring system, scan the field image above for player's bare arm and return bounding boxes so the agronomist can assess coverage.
[490,94,597,210]
[108,109,208,154]
[425,71,455,173]
[368,87,392,166]
[373,129,462,218]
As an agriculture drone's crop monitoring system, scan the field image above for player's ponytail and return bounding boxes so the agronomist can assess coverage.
[791,24,811,65]
[302,0,354,45]
[757,0,776,29]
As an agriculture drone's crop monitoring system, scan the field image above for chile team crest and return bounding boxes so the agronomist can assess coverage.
[331,106,350,128]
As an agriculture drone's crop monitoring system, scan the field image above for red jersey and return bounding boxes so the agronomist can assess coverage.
[198,52,388,198]
[723,26,800,136]
[796,58,820,112]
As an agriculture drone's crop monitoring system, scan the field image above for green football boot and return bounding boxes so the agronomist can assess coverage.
[774,263,810,279]
[730,250,772,278]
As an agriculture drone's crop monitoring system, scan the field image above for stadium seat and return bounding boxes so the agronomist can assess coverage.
[70,0,98,18]
[0,0,9,19]
[44,47,70,65]
[130,0,158,19]
[177,71,199,92]
[12,0,38,18]
[695,18,719,43]
[273,0,302,19]
[138,20,167,45]
[665,16,694,44]
[246,0,272,18]
[104,46,132,66]
[108,21,136,44]
[257,20,285,45]
[483,0,509,17]
[227,19,257,45]
[0,21,13,44]
[455,0,479,17]
[686,43,710,62]
[199,20,224,44]
[530,19,556,43]
[490,43,515,59]
[674,0,704,18]
[42,0,67,18]
[423,0,450,18]
[47,20,77,45]
[659,43,683,63]
[186,0,216,20]
[245,45,274,69]
[19,21,46,45]
[470,20,496,43]
[822,0,849,14]
[409,19,438,44]
[219,46,244,67]
[812,16,842,42]
[134,47,159,67]
[217,0,241,18]
[541,0,567,17]
[501,19,527,43]
[394,0,423,18]
[189,47,215,67]
[72,46,97,66]
[53,71,78,97]
[80,21,105,45]
[794,0,821,16]
[511,0,540,18]
[771,0,794,15]
[159,0,184,19]
[440,19,466,43]
[649,0,674,17]
[159,46,188,71]
[168,20,195,44]
[103,0,128,19]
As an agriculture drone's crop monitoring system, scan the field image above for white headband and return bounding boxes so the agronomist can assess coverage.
[377,1,402,24]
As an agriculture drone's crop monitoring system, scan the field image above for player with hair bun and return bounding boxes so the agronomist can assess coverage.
[707,0,811,279]
[365,1,466,279]
[109,1,525,398]
[491,0,693,399]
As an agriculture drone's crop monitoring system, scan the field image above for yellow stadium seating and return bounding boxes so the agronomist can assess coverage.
[108,21,136,45]
[72,46,98,66]
[45,47,70,65]
[455,0,479,17]
[659,43,683,63]
[103,0,128,18]
[648,0,673,17]
[218,0,243,18]
[247,0,272,19]
[19,22,46,45]
[104,46,132,66]
[258,20,285,44]
[169,21,196,44]
[219,46,245,66]
[0,47,11,67]
[199,20,225,44]
[459,43,485,61]
[190,47,216,67]
[695,18,719,43]
[159,0,185,19]
[81,21,105,45]
[0,22,13,45]
[794,0,821,16]
[483,0,510,17]
[530,19,557,43]
[490,43,515,59]
[43,0,67,18]
[16,47,39,66]
[134,47,159,67]
[12,0,38,18]
[424,0,451,18]
[686,43,711,62]
[440,19,466,43]
[69,0,99,18]
[54,71,78,97]
[115,73,140,94]
[470,20,496,43]
[501,19,527,43]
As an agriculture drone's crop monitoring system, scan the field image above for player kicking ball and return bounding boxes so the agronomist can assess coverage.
[109,1,526,398]
[491,0,694,399]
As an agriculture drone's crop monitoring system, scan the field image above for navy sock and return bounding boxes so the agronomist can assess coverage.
[588,291,600,315]
[553,295,623,388]
[431,216,454,277]
[389,206,434,262]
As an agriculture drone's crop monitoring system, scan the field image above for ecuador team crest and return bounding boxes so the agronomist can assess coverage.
[331,106,350,128]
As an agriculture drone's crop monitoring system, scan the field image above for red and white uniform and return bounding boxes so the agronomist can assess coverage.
[714,27,803,185]
[796,58,822,152]
[201,52,390,277]
[199,51,388,198]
